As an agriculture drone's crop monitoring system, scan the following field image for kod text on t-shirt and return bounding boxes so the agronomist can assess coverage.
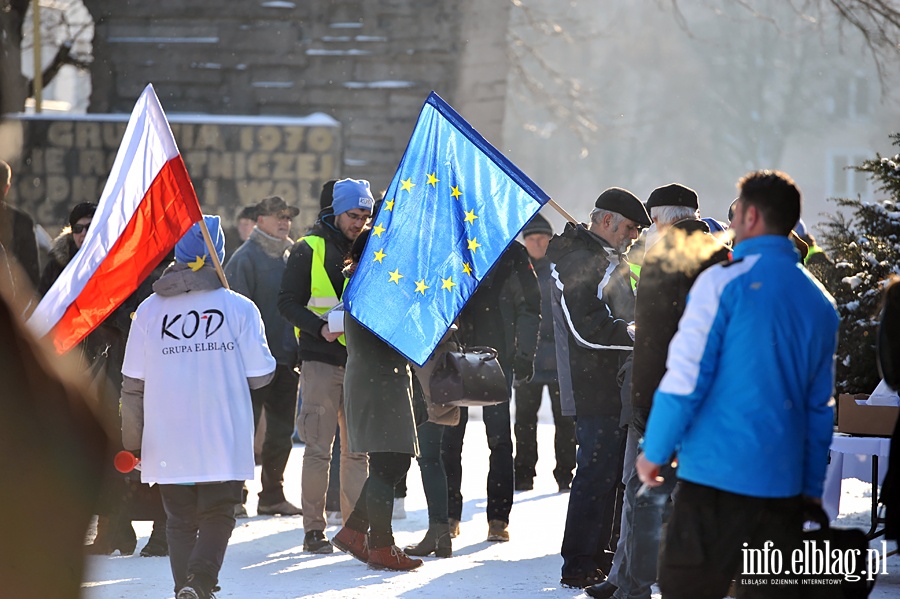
[161,309,225,340]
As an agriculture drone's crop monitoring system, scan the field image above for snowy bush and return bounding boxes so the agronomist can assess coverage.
[817,134,900,393]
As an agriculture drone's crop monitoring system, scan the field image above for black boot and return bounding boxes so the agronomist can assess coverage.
[140,519,168,557]
[404,523,452,558]
[86,515,137,555]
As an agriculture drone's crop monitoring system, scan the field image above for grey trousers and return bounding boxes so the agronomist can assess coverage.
[608,426,677,599]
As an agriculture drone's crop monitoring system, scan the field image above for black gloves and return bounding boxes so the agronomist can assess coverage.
[513,354,534,385]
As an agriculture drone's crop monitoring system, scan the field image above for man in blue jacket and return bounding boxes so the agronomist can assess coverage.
[637,170,840,598]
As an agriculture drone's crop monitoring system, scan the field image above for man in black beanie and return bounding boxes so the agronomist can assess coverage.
[548,188,650,589]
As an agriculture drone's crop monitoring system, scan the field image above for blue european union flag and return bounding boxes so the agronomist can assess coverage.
[343,92,550,366]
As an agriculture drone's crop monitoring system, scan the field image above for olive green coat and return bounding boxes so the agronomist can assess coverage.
[343,314,418,455]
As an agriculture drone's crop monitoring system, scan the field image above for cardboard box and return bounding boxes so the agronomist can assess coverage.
[837,393,900,436]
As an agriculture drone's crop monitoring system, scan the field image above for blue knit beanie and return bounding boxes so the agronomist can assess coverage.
[175,215,225,266]
[332,178,375,215]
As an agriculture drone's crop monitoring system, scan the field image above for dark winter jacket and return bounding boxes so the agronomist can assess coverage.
[630,218,731,434]
[547,222,635,418]
[456,241,541,385]
[277,208,353,367]
[529,254,558,384]
[0,201,40,290]
[225,228,296,365]
[343,314,418,455]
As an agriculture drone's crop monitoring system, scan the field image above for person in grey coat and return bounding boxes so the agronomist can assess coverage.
[331,228,423,571]
[224,195,302,517]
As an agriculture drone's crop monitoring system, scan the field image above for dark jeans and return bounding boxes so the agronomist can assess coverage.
[609,427,677,599]
[561,414,626,579]
[345,452,412,549]
[250,363,299,505]
[659,482,803,599]
[442,403,514,523]
[416,421,448,524]
[514,380,575,486]
[159,481,242,593]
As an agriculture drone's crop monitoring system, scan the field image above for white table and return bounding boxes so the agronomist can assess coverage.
[822,433,891,537]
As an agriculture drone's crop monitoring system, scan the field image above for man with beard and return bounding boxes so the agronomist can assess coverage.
[277,178,372,554]
[549,188,650,589]
[587,183,730,599]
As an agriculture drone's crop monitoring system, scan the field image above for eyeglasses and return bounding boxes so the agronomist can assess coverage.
[344,212,370,223]
[72,223,90,234]
[263,212,293,222]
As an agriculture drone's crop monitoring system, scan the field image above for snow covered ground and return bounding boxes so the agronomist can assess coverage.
[83,403,900,598]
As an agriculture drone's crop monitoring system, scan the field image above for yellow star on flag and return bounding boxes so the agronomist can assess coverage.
[373,248,386,263]
[450,185,462,200]
[462,262,473,276]
[426,172,440,187]
[441,276,457,291]
[373,223,386,237]
[389,268,404,284]
[415,279,430,295]
[464,209,478,224]
[400,178,416,193]
[467,238,481,253]
[188,255,206,272]
[385,198,395,211]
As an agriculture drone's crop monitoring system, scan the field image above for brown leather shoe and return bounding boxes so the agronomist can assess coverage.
[331,527,369,563]
[367,545,423,571]
[486,519,509,542]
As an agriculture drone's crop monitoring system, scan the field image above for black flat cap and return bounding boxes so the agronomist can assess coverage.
[594,187,651,227]
[645,183,699,211]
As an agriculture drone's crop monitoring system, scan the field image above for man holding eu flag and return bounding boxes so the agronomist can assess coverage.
[548,188,650,589]
[277,179,373,554]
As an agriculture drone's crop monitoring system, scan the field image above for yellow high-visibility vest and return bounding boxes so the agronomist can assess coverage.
[295,235,348,346]
[629,262,641,292]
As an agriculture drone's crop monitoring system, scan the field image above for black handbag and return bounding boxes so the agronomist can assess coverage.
[799,505,872,599]
[430,346,508,407]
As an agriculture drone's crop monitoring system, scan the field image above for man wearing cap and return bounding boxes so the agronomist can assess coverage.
[225,196,303,517]
[588,184,730,599]
[514,212,575,493]
[278,178,372,554]
[548,188,650,589]
[637,171,839,598]
[121,216,276,599]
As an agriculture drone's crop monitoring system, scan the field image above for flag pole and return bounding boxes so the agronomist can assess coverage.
[198,218,230,290]
[547,198,577,224]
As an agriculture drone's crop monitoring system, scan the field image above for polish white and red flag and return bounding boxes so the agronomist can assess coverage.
[28,84,203,353]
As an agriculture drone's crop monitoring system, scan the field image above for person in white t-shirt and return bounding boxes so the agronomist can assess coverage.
[120,216,276,599]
